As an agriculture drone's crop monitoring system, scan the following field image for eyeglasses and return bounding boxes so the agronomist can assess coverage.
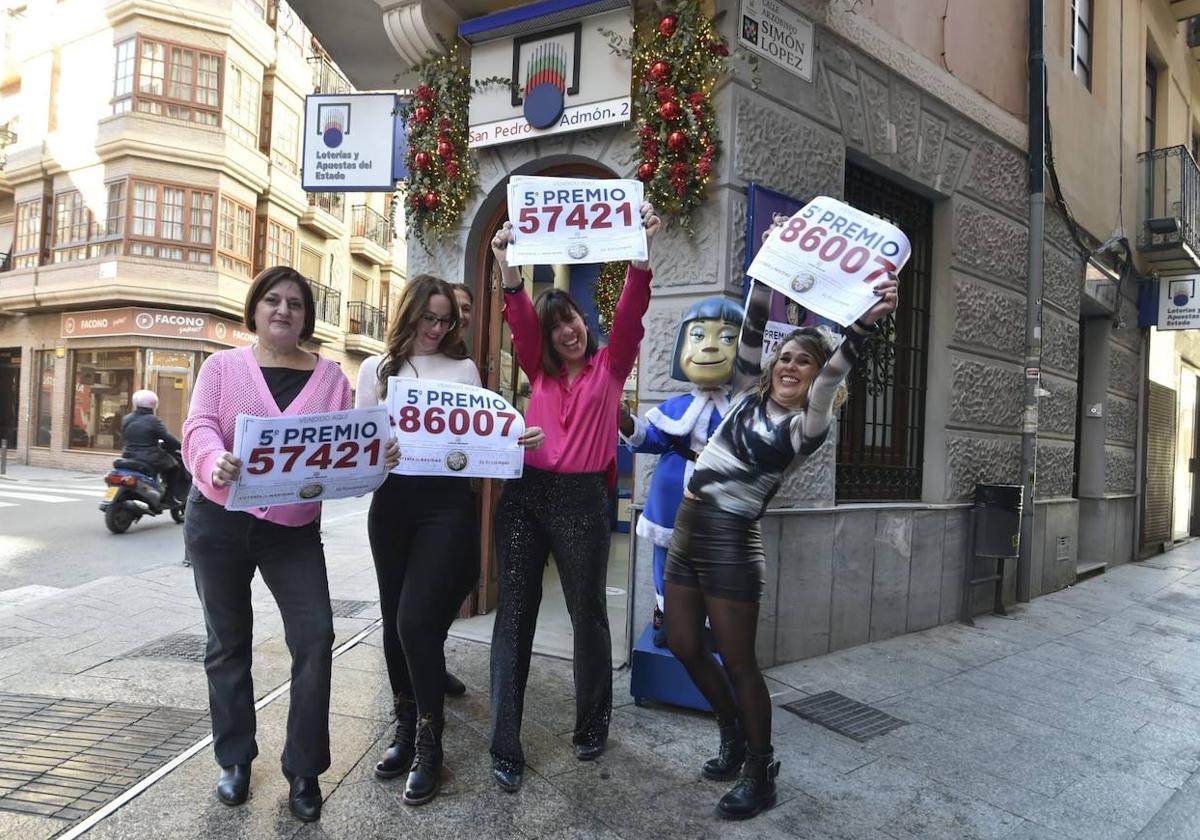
[420,312,456,330]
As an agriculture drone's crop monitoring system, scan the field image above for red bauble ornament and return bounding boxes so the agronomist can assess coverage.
[687,92,706,107]
[409,194,422,209]
[413,106,432,124]
[706,144,716,156]
[637,162,656,181]
[649,61,671,82]
[423,192,440,210]
[675,183,688,197]
[659,16,677,37]
[437,141,454,159]
[438,117,452,131]
[670,161,691,178]
[638,126,656,140]
[445,162,460,178]
[667,131,688,152]
[655,85,676,102]
[415,84,435,101]
[711,42,730,57]
[698,161,712,177]
[413,151,432,170]
[658,100,682,121]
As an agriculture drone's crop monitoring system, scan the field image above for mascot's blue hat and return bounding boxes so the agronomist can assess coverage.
[670,297,746,381]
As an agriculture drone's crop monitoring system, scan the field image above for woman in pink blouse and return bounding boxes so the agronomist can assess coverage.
[486,202,660,792]
[182,266,397,823]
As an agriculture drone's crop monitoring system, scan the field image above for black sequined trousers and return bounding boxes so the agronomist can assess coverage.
[368,473,479,722]
[489,467,612,771]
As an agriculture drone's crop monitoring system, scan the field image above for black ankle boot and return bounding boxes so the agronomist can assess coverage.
[375,692,416,779]
[716,747,779,820]
[216,763,250,805]
[702,717,746,780]
[403,714,443,806]
[444,670,467,697]
[283,771,322,822]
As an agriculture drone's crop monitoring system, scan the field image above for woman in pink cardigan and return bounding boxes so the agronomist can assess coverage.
[486,202,660,792]
[182,266,397,823]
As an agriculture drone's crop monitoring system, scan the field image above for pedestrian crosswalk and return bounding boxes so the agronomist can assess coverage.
[0,482,105,508]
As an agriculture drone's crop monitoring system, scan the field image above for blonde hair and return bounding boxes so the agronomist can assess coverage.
[755,327,849,410]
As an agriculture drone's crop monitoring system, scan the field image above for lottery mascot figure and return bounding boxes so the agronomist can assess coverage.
[666,267,898,819]
[487,202,661,793]
[181,266,400,822]
[618,297,745,647]
[355,275,544,806]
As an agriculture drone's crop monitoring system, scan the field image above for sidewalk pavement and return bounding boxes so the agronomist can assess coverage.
[4,486,1200,839]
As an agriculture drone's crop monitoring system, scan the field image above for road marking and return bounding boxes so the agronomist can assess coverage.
[55,617,383,840]
[9,485,103,496]
[0,490,78,503]
[0,502,14,508]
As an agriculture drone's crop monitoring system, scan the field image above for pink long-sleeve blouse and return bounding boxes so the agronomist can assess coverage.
[504,264,652,476]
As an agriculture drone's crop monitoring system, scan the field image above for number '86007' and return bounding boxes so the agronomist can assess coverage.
[394,405,517,437]
[776,217,898,284]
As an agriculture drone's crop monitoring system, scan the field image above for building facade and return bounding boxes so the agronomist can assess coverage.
[0,0,404,472]
[187,0,1173,666]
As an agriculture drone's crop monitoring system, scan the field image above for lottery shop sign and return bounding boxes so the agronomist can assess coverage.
[386,378,525,479]
[505,175,647,266]
[225,406,391,511]
[746,196,911,326]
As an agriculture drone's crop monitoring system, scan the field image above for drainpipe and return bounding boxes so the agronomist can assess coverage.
[1018,0,1046,603]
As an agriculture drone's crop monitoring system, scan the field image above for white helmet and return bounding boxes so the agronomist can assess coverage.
[132,389,159,410]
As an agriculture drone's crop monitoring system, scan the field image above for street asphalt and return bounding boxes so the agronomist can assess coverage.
[2,465,1200,839]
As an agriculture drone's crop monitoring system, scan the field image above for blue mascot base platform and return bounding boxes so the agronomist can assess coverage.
[629,623,721,711]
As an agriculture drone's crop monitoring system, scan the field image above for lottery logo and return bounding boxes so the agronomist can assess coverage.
[567,242,589,260]
[522,42,568,129]
[790,272,816,294]
[298,483,325,500]
[444,450,469,472]
[317,103,350,149]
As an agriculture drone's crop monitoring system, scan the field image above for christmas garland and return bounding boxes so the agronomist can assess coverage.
[398,44,477,251]
[631,2,730,233]
[594,260,629,332]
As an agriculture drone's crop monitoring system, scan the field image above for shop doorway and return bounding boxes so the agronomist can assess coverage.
[451,161,635,665]
[145,350,196,442]
[0,348,19,448]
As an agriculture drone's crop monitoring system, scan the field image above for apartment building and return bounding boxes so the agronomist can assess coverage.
[0,0,403,471]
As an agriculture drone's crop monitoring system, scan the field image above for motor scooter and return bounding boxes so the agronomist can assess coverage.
[100,450,191,534]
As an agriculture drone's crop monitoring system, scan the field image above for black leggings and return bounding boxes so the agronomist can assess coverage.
[664,501,771,751]
[368,474,478,722]
[489,468,612,770]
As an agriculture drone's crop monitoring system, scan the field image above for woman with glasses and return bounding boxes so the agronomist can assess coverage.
[355,274,542,806]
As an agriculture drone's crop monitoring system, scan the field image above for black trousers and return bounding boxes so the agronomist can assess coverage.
[489,468,612,770]
[368,474,478,721]
[184,491,335,776]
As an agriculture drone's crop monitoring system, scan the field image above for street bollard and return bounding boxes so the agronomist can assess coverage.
[0,438,6,476]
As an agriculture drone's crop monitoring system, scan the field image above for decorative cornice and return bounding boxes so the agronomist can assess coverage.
[378,0,459,68]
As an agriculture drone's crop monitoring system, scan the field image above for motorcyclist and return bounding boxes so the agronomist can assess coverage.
[120,390,182,506]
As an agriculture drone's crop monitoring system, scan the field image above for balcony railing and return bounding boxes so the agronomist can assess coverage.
[1137,145,1200,266]
[307,191,345,221]
[351,205,391,250]
[309,55,351,94]
[311,280,341,326]
[347,301,385,341]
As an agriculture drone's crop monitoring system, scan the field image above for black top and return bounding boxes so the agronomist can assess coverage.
[261,367,313,411]
[120,407,180,459]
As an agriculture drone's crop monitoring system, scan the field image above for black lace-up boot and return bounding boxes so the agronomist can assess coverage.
[715,746,779,820]
[403,714,443,806]
[702,717,746,780]
[374,692,416,779]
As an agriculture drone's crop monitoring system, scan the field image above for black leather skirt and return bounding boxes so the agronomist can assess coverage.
[665,496,765,603]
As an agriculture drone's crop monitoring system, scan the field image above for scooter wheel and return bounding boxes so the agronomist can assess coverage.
[105,501,134,534]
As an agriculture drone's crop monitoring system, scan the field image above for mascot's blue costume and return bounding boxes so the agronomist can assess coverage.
[621,297,744,647]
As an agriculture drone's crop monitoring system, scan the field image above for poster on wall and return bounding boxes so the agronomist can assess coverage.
[744,184,838,364]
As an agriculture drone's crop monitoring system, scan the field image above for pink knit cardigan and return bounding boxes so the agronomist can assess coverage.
[182,345,352,526]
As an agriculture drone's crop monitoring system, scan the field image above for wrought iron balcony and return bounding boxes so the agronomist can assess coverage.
[351,205,391,250]
[309,54,351,94]
[1137,145,1200,272]
[347,300,385,341]
[311,281,341,326]
[307,191,344,221]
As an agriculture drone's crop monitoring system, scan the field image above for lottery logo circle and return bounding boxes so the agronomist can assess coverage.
[298,483,325,500]
[444,450,469,472]
[791,273,816,294]
[567,242,589,260]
